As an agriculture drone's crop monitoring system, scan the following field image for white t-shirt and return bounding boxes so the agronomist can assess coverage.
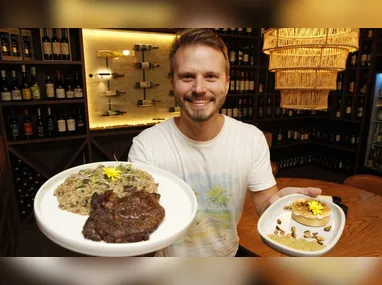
[128,115,276,256]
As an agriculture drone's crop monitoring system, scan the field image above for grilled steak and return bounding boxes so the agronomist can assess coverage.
[82,190,165,243]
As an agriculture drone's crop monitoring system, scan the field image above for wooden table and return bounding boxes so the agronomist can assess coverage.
[238,178,382,257]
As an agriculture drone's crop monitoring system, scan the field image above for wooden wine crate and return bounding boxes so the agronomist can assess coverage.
[39,28,72,61]
[20,29,34,60]
[0,28,23,60]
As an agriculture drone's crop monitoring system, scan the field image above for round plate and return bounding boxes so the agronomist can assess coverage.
[257,193,346,257]
[34,161,197,257]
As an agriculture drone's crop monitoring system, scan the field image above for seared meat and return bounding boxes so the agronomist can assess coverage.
[82,190,165,243]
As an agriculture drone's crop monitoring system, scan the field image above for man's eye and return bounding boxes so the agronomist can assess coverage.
[181,75,193,79]
[207,75,217,79]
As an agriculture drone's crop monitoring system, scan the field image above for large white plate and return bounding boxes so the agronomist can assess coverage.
[34,161,198,257]
[257,194,346,257]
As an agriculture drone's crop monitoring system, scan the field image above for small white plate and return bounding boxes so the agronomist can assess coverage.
[257,194,346,257]
[34,161,197,257]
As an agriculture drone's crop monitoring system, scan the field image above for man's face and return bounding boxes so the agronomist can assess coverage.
[171,44,230,122]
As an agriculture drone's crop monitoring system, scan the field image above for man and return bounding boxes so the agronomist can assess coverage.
[128,28,321,257]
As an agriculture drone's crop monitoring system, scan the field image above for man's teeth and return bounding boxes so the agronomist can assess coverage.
[191,100,209,103]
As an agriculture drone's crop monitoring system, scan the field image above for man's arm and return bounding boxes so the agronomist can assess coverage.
[250,185,322,216]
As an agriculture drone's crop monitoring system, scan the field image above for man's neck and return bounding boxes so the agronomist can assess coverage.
[174,113,225,142]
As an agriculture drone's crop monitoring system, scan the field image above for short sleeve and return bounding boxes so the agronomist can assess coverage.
[127,136,153,165]
[247,132,277,192]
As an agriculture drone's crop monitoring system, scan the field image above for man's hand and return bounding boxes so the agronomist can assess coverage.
[268,187,322,205]
[251,186,322,216]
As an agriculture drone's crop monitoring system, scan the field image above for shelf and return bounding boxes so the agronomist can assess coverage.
[371,142,382,147]
[257,116,311,122]
[373,120,382,123]
[230,65,257,69]
[271,140,311,149]
[8,134,87,145]
[364,166,382,173]
[1,99,85,106]
[314,141,357,153]
[218,34,259,40]
[227,93,256,97]
[314,116,362,124]
[0,60,82,65]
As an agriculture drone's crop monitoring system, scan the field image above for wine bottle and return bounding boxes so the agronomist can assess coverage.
[133,44,159,51]
[36,108,45,138]
[258,97,264,118]
[30,67,41,100]
[47,107,55,137]
[55,70,65,99]
[336,98,342,118]
[357,98,364,119]
[10,34,20,57]
[60,29,70,60]
[74,71,83,98]
[42,28,52,60]
[23,108,33,139]
[135,81,159,88]
[57,109,66,136]
[266,97,272,117]
[1,32,9,56]
[345,99,352,119]
[76,108,85,134]
[11,70,22,101]
[275,96,281,117]
[21,65,32,101]
[66,109,76,134]
[246,28,252,36]
[45,75,55,99]
[65,75,74,98]
[10,110,20,140]
[22,36,31,58]
[258,77,264,94]
[1,70,11,101]
[51,28,61,60]
[350,53,357,67]
[135,62,160,69]
[229,69,236,94]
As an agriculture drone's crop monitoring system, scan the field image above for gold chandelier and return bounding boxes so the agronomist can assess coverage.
[263,28,359,110]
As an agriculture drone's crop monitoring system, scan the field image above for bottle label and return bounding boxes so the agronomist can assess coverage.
[48,120,54,131]
[337,82,342,90]
[61,43,69,55]
[361,54,367,64]
[22,88,32,100]
[277,134,282,141]
[138,82,151,88]
[11,123,19,137]
[346,106,351,114]
[239,80,245,91]
[11,90,22,100]
[1,91,12,101]
[140,62,150,69]
[32,88,41,100]
[246,28,252,33]
[74,88,83,98]
[351,55,356,65]
[43,42,52,55]
[230,80,235,91]
[357,108,363,117]
[24,122,33,135]
[227,109,233,117]
[336,135,341,142]
[229,51,236,63]
[24,48,29,55]
[67,119,76,131]
[12,46,18,54]
[57,120,66,132]
[249,81,254,90]
[46,83,55,98]
[66,90,74,98]
[56,88,65,98]
[259,84,263,93]
[37,126,44,137]
[233,108,238,118]
[243,54,249,62]
[52,42,61,55]
[235,80,240,91]
[351,137,356,144]
[244,80,249,91]
[336,111,340,118]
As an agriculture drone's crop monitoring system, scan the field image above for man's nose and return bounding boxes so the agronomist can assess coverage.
[192,77,207,95]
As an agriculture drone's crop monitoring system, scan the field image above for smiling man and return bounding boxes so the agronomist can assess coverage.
[128,28,321,257]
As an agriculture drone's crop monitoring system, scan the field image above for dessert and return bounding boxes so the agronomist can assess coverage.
[291,198,331,227]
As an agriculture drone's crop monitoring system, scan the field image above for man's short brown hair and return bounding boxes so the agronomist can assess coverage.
[169,28,230,77]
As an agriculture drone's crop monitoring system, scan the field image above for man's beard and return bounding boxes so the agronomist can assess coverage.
[175,93,226,122]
